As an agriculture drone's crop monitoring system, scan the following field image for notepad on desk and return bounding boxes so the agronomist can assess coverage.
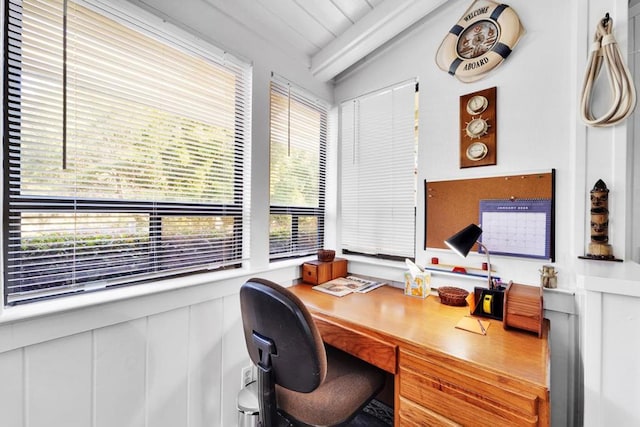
[455,316,490,335]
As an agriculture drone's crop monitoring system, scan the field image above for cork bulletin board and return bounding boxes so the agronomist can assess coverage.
[425,170,555,260]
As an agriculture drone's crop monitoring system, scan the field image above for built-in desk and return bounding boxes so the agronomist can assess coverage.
[288,284,550,426]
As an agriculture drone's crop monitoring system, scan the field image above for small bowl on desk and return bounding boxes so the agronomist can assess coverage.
[437,286,469,306]
[317,249,335,262]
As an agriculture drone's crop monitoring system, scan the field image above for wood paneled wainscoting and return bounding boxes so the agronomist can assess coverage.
[0,265,301,427]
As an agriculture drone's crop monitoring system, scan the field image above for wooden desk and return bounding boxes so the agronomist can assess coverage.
[288,284,550,427]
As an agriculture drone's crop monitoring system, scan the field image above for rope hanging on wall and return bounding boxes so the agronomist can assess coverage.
[580,13,637,127]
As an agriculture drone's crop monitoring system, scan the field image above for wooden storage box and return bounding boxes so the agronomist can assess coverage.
[503,281,544,337]
[301,258,347,285]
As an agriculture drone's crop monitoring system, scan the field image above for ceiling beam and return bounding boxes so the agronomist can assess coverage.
[310,0,449,82]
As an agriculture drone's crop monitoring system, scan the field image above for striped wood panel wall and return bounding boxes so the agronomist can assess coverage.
[0,296,244,427]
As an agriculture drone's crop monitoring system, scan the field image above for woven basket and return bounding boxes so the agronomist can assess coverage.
[317,249,336,262]
[437,286,469,306]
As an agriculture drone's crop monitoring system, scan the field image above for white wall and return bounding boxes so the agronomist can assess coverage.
[330,0,632,288]
[578,3,640,426]
[631,1,640,263]
[334,3,581,424]
[579,265,640,427]
[334,0,576,287]
[333,0,636,426]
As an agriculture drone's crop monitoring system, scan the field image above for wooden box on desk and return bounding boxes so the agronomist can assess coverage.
[301,258,347,284]
[503,281,544,337]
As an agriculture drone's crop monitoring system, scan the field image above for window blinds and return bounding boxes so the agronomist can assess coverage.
[4,0,252,304]
[340,80,418,258]
[269,77,327,259]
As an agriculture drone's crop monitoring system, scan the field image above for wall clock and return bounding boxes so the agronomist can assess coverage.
[465,117,489,139]
[460,86,496,168]
[466,142,488,161]
[466,95,488,114]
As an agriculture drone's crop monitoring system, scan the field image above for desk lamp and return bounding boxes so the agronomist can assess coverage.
[444,223,495,290]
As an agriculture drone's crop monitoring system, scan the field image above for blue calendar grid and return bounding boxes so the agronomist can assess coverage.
[479,199,552,259]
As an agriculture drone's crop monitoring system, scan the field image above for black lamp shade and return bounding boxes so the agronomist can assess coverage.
[444,224,483,257]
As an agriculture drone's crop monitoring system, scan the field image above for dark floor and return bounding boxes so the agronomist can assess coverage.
[348,399,393,426]
[238,383,394,426]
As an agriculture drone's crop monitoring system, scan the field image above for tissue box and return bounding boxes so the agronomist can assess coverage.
[404,271,431,298]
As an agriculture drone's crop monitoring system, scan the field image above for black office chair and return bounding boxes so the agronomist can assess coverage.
[240,278,385,427]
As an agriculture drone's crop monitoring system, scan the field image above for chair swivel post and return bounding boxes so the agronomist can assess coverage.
[252,332,278,427]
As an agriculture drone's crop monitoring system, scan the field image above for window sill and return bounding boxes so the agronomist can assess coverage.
[577,259,640,297]
[0,267,250,324]
[0,260,306,352]
[342,254,406,287]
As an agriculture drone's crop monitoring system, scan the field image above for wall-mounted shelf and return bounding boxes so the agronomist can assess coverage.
[424,266,499,283]
[427,262,495,273]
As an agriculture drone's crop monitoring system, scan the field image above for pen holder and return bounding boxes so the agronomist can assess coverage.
[471,286,505,320]
[404,271,431,299]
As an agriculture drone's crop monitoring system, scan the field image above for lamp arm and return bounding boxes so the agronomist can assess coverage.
[477,242,493,289]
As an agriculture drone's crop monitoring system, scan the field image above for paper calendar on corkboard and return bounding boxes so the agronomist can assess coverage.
[479,199,552,260]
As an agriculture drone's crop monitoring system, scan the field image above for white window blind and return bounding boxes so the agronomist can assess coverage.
[269,76,327,259]
[4,0,252,304]
[340,80,418,258]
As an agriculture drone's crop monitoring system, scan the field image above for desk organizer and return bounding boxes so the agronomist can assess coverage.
[471,286,505,321]
[503,281,544,337]
[301,258,347,285]
[471,286,505,320]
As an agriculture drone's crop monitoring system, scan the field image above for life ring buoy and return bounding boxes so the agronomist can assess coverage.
[435,0,525,83]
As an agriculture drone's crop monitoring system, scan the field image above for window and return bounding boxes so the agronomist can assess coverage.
[269,76,327,259]
[3,0,251,304]
[340,80,418,259]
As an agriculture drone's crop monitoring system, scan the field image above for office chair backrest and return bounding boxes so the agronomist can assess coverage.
[240,278,327,392]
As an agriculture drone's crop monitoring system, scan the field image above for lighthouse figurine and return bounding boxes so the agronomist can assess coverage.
[584,179,618,260]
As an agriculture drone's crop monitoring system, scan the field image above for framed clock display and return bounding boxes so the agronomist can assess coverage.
[460,86,496,168]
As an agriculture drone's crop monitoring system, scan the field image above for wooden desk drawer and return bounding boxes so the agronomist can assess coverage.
[399,349,539,426]
[314,316,397,374]
[398,396,461,426]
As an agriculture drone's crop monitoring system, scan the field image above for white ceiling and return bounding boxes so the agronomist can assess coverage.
[203,0,384,60]
[202,0,447,81]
